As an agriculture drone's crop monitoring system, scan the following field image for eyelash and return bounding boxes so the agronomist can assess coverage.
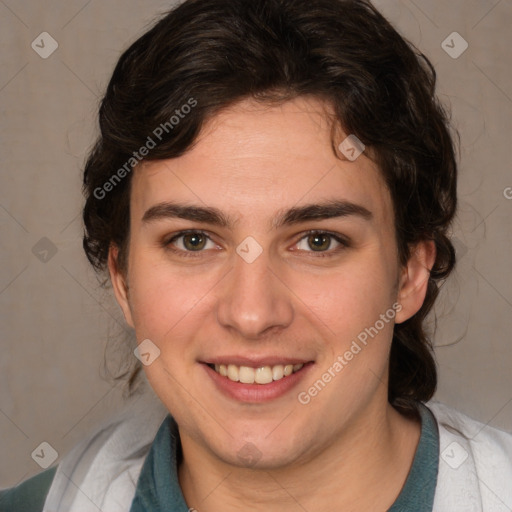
[163,229,350,258]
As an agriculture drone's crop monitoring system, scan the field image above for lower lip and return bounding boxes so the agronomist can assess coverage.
[202,362,315,403]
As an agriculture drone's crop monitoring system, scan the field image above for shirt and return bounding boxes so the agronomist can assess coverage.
[4,398,512,511]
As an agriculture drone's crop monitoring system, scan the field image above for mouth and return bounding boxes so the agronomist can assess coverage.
[206,362,306,385]
[201,359,315,403]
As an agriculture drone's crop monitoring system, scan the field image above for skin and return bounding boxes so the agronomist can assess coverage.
[109,96,436,511]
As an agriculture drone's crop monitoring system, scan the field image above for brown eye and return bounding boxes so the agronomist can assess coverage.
[307,233,332,251]
[294,231,348,255]
[164,230,219,258]
[167,231,215,253]
[182,232,207,251]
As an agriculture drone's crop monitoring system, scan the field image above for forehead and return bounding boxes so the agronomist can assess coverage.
[131,97,393,227]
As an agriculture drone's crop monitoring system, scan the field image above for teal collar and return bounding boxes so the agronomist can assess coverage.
[388,402,439,511]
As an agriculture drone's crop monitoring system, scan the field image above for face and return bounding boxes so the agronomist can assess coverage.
[110,97,432,469]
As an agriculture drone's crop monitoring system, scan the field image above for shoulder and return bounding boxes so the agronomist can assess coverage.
[0,466,57,512]
[426,400,512,511]
[0,389,168,512]
[42,391,169,510]
[427,400,512,457]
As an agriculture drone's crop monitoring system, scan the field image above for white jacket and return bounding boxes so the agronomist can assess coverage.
[41,392,512,512]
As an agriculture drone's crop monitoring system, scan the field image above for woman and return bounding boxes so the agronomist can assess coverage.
[2,0,511,510]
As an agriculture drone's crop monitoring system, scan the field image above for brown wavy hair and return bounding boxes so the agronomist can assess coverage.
[83,0,458,412]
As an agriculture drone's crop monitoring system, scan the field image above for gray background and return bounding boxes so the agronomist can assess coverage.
[1,0,511,488]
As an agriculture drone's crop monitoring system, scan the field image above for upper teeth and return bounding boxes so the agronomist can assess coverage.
[214,363,304,384]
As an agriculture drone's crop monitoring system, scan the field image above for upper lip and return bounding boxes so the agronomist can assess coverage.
[202,356,314,367]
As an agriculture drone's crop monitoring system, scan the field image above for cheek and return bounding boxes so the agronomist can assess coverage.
[125,238,398,357]
[286,251,397,336]
[127,257,217,343]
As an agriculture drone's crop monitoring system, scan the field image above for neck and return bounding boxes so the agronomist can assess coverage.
[177,400,421,512]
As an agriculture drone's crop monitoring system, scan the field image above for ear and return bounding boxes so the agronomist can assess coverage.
[108,245,135,328]
[395,240,436,324]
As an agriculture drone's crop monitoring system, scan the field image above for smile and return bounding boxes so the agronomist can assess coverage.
[203,360,314,403]
[208,363,304,384]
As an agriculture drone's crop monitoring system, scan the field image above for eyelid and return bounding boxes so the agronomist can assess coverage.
[291,229,350,254]
[163,229,350,257]
[164,229,220,256]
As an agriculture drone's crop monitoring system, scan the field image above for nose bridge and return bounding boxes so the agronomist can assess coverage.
[215,248,294,338]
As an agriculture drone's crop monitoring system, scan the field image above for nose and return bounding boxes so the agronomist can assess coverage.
[215,249,294,339]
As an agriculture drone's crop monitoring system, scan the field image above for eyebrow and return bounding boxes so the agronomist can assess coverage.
[141,199,373,228]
